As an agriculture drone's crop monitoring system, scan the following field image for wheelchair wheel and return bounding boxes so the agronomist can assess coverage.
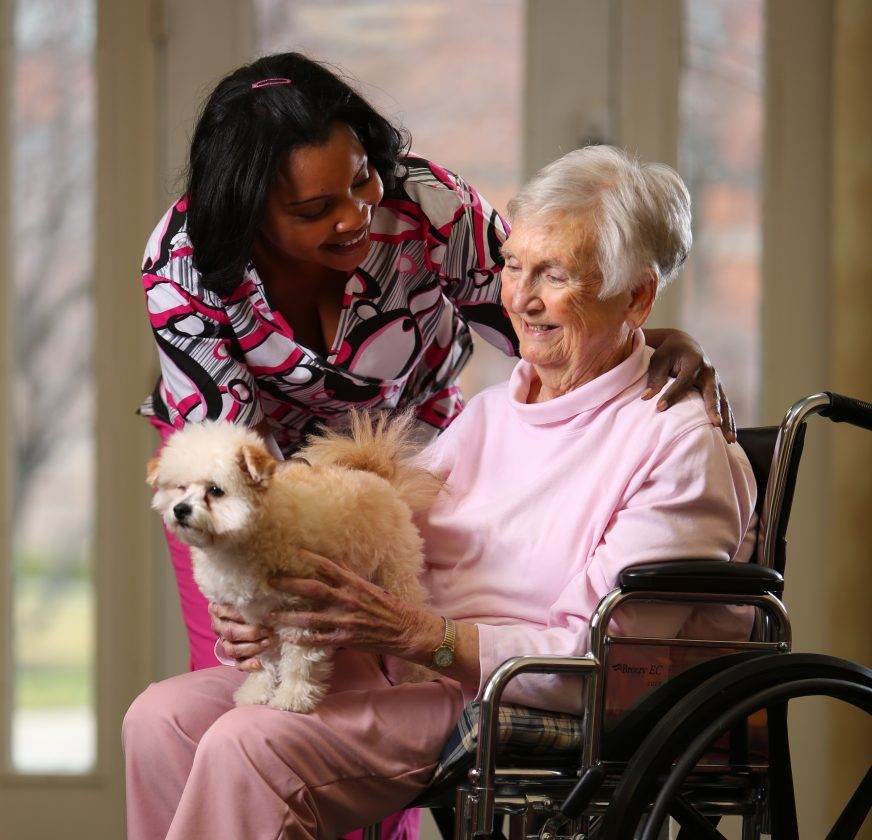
[600,653,872,840]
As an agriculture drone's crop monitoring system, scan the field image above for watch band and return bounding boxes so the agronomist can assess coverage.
[441,616,456,649]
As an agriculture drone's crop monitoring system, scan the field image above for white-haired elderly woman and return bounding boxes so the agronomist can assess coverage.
[123,146,756,839]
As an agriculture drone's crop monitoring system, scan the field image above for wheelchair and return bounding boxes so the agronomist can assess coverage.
[363,391,872,839]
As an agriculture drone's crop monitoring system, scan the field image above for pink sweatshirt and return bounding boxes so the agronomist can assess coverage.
[419,330,757,714]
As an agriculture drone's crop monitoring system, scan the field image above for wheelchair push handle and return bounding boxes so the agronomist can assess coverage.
[821,391,872,431]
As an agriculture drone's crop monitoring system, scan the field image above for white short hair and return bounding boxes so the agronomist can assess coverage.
[507,145,692,298]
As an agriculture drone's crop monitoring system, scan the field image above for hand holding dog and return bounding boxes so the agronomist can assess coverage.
[267,548,441,660]
[209,602,274,672]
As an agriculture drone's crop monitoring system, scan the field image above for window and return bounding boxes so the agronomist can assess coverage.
[679,0,765,425]
[8,0,96,773]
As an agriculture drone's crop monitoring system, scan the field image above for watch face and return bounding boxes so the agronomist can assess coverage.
[434,646,453,667]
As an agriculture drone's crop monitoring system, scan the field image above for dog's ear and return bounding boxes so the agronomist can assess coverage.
[146,457,161,487]
[237,443,277,488]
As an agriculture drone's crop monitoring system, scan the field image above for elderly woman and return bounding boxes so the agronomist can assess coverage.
[122,146,756,839]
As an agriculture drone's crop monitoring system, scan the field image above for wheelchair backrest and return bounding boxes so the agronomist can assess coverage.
[737,425,806,576]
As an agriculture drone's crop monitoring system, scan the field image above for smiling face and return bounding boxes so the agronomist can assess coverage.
[500,214,655,401]
[256,121,385,274]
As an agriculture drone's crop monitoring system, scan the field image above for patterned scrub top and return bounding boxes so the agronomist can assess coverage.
[139,157,518,457]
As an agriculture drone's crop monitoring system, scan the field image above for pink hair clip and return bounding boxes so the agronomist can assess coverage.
[251,77,293,89]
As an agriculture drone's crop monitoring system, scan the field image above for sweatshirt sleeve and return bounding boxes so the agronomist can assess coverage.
[474,422,757,714]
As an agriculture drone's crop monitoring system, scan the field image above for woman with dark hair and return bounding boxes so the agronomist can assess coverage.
[134,52,735,839]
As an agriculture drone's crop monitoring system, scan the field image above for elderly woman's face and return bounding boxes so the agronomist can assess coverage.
[500,217,646,388]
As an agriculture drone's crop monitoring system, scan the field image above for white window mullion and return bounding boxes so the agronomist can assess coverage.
[612,0,682,329]
[148,0,254,681]
[524,0,612,179]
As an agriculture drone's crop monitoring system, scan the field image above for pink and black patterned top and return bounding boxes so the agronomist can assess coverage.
[139,158,517,457]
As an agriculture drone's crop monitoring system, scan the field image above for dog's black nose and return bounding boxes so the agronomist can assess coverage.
[173,502,192,522]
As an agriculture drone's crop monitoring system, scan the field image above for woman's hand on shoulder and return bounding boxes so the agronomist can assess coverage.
[643,327,736,442]
[209,602,274,672]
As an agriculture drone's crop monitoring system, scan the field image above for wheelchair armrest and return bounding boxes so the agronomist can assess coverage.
[619,560,784,595]
[469,655,599,835]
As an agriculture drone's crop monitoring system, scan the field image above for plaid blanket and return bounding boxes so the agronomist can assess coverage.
[430,702,583,786]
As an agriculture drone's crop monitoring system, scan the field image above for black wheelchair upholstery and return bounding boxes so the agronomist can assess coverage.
[619,559,784,595]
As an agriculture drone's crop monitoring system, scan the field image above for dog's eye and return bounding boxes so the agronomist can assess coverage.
[176,485,187,491]
[207,485,225,498]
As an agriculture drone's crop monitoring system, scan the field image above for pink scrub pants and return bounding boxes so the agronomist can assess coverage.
[123,649,464,839]
[146,418,434,839]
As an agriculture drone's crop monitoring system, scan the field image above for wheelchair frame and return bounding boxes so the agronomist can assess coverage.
[363,391,872,839]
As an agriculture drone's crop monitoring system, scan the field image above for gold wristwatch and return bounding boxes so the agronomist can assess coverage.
[431,617,456,668]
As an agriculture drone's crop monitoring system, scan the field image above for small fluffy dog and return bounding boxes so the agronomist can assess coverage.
[147,412,441,713]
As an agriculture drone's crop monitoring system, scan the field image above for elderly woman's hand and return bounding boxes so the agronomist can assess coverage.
[643,328,736,442]
[266,549,430,656]
[209,602,274,672]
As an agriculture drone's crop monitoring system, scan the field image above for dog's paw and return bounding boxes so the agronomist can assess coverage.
[267,680,327,713]
[233,671,274,707]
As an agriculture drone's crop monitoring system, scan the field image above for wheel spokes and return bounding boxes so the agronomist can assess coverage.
[825,764,872,840]
[767,702,799,840]
[670,793,727,840]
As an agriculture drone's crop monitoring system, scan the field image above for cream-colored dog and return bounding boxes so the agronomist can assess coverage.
[147,412,440,713]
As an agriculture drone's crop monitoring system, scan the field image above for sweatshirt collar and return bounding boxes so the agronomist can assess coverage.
[508,329,649,426]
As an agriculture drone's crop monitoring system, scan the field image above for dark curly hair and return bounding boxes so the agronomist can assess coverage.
[185,52,410,295]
